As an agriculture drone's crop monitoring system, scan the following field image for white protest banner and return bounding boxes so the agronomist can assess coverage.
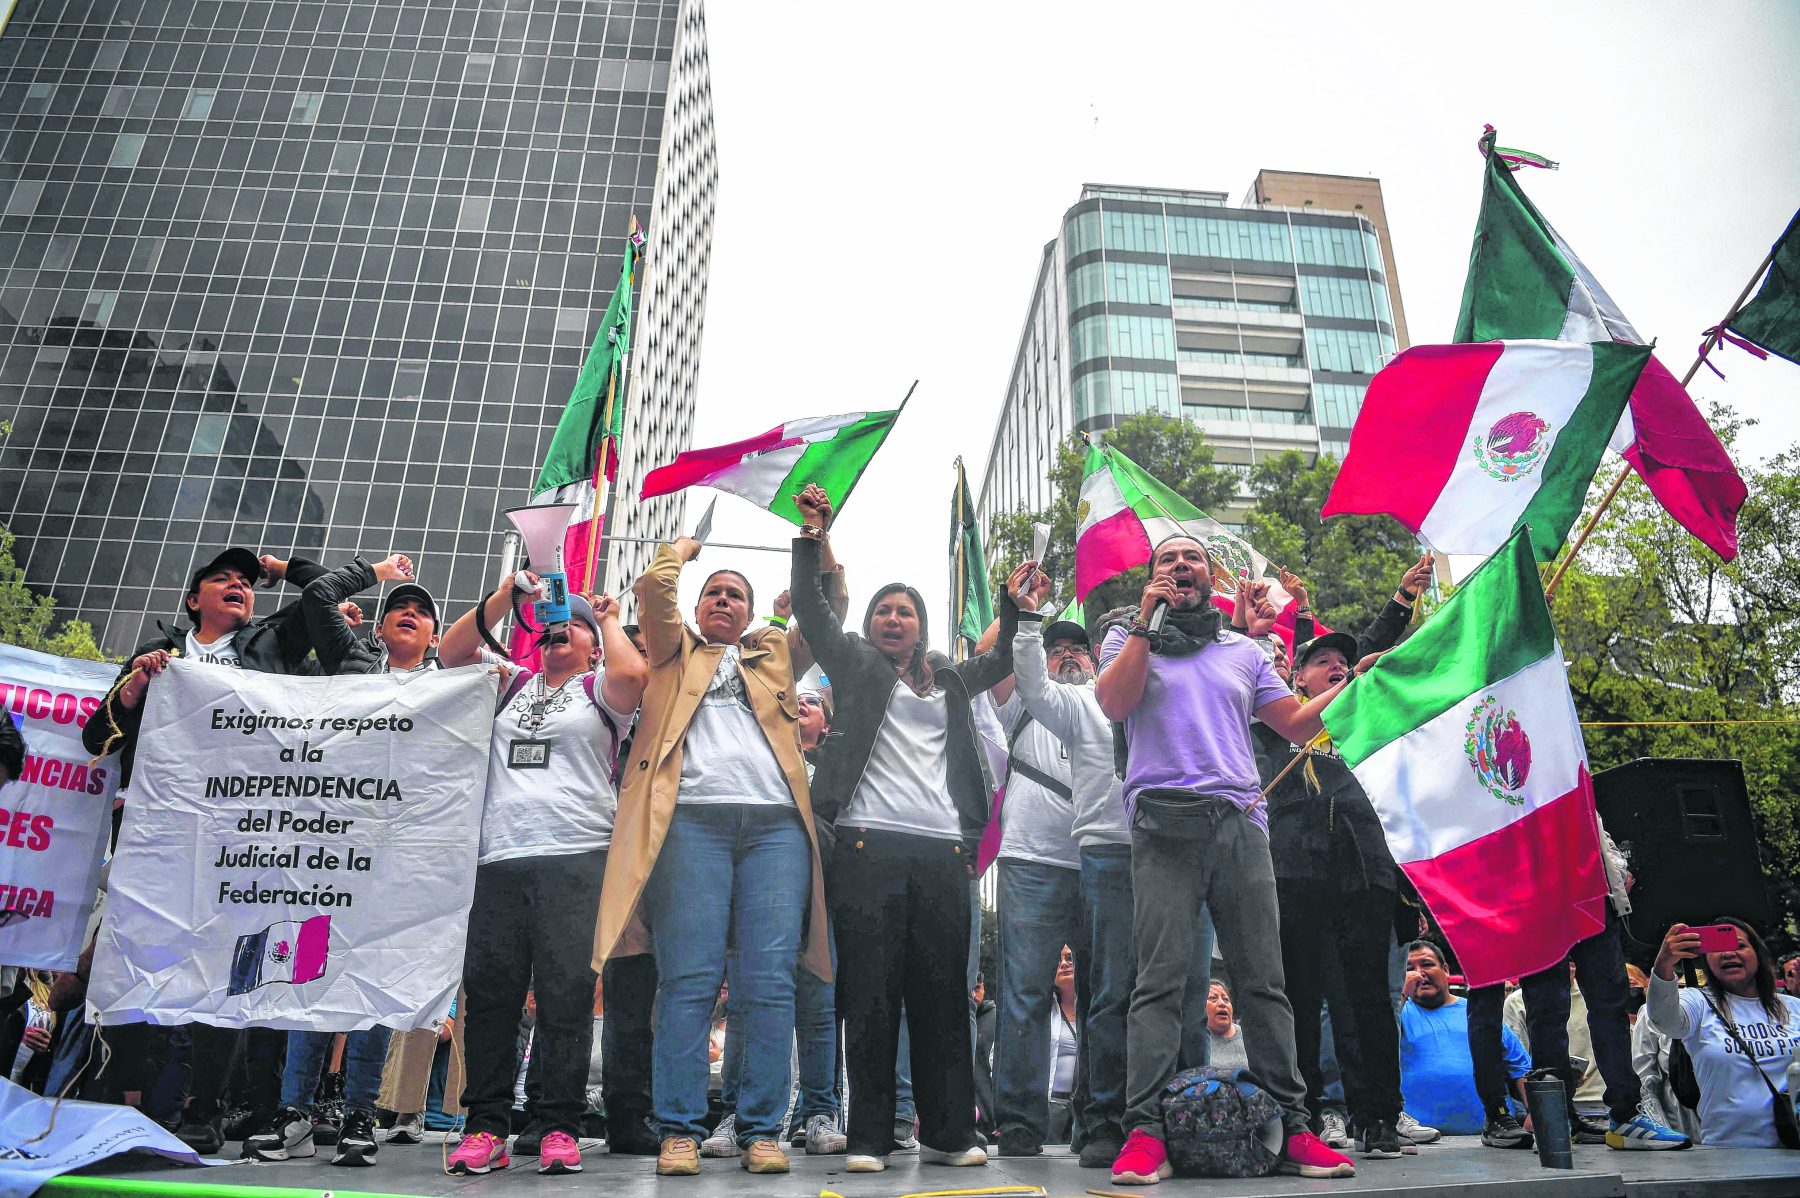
[0,1078,214,1198]
[88,658,495,1031]
[0,645,118,970]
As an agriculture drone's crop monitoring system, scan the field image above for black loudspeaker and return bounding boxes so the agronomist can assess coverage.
[1592,758,1771,949]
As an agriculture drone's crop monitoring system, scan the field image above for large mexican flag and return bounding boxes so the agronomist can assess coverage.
[640,411,900,525]
[1322,528,1608,987]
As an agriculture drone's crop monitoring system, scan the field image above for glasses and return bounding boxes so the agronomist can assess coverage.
[797,694,824,710]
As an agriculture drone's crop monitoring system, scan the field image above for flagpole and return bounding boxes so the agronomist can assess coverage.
[586,215,640,596]
[1542,240,1780,598]
[952,456,968,663]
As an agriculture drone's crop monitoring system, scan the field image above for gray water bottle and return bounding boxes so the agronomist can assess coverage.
[1524,1070,1574,1169]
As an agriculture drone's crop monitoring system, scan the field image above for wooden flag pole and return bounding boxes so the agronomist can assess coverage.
[1542,240,1779,599]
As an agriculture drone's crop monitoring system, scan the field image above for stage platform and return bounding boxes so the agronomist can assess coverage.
[38,1131,1800,1198]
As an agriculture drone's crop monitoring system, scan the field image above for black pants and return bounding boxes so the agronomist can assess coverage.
[1278,881,1402,1128]
[602,952,658,1132]
[831,828,978,1158]
[459,850,605,1139]
[1467,907,1641,1124]
[188,1025,282,1121]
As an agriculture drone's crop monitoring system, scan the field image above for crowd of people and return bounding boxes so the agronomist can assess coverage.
[3,478,1797,1185]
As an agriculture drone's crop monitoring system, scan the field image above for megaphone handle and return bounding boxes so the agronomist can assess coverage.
[513,570,545,597]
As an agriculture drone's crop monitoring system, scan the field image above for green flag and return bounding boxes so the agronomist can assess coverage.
[534,229,639,497]
[950,461,993,649]
[1727,209,1800,367]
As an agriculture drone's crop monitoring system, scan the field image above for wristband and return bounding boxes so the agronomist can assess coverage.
[1395,589,1417,605]
[1128,621,1150,638]
[1295,604,1313,615]
[766,614,789,628]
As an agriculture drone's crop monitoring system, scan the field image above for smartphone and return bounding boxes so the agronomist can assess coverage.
[1693,924,1740,953]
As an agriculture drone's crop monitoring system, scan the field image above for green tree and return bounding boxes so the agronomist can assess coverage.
[986,413,1238,622]
[0,421,110,661]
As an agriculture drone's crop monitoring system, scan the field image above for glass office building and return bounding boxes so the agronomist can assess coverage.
[978,174,1407,531]
[0,0,715,655]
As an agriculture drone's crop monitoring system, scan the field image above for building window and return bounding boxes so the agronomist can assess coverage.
[101,85,134,116]
[1167,215,1291,263]
[1070,315,1108,365]
[464,53,494,83]
[1107,261,1169,305]
[555,307,591,336]
[108,134,146,168]
[1103,211,1165,254]
[190,413,230,455]
[291,93,324,124]
[94,40,128,70]
[1109,314,1174,360]
[1306,328,1386,374]
[1292,223,1367,268]
[1313,382,1367,428]
[42,234,76,268]
[83,290,119,324]
[457,196,490,232]
[1299,274,1378,321]
[23,83,54,113]
[3,179,44,217]
[394,360,428,400]
[329,142,362,174]
[1063,210,1102,258]
[182,89,216,120]
[127,238,163,272]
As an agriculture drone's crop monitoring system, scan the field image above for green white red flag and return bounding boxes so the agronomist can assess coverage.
[1322,340,1649,560]
[1322,528,1608,988]
[640,411,900,524]
[1454,135,1745,560]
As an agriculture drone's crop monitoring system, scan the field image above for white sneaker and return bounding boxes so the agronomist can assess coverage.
[700,1113,740,1158]
[846,1153,887,1172]
[919,1143,988,1166]
[803,1114,846,1155]
[1320,1110,1351,1149]
[1397,1111,1441,1145]
[892,1117,918,1150]
[386,1111,424,1144]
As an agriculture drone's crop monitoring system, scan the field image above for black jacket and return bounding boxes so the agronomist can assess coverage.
[82,557,329,786]
[301,557,395,676]
[791,536,1018,859]
[1258,598,1413,892]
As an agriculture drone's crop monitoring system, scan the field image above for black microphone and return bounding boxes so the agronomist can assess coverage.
[1147,600,1169,634]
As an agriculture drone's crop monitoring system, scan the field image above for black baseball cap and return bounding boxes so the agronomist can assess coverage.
[183,547,262,615]
[380,583,439,630]
[1294,631,1359,669]
[1042,619,1091,648]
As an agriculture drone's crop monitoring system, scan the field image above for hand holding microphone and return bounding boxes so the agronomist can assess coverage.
[1138,575,1180,633]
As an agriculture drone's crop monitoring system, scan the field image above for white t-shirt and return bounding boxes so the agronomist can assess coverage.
[479,667,632,866]
[677,644,792,806]
[1050,1006,1078,1095]
[186,629,241,667]
[847,680,960,842]
[988,691,1078,871]
[1659,981,1800,1148]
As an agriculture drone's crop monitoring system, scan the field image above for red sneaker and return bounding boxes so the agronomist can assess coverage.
[538,1130,582,1174]
[446,1131,510,1175]
[1280,1129,1356,1178]
[1110,1129,1172,1185]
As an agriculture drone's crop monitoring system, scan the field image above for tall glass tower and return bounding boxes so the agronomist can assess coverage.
[0,0,715,655]
[978,174,1406,532]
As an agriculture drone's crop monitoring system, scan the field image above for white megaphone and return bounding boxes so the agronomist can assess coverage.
[502,504,577,643]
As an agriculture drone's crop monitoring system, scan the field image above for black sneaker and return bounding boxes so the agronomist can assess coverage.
[1481,1113,1534,1149]
[1573,1112,1610,1145]
[606,1113,662,1156]
[332,1110,379,1166]
[995,1127,1042,1157]
[1078,1135,1122,1169]
[513,1120,544,1156]
[1355,1119,1403,1159]
[245,1106,316,1161]
[175,1117,224,1156]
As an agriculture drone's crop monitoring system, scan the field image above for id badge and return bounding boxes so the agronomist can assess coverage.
[508,738,550,769]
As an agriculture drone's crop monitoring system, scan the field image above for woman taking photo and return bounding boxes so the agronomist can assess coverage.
[789,482,1028,1173]
[1648,917,1800,1147]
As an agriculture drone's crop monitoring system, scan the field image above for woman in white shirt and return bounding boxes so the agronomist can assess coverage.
[1648,916,1800,1148]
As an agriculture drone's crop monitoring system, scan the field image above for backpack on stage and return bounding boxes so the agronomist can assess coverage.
[1160,1066,1285,1178]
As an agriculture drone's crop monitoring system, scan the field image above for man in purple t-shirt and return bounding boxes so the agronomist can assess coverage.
[1095,536,1361,1186]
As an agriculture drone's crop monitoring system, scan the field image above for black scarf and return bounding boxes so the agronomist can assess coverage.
[1148,602,1222,657]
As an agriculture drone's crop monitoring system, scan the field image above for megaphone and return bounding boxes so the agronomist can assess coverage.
[502,504,576,643]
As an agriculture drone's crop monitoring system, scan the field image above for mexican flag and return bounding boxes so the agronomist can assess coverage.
[1322,340,1649,560]
[1322,528,1608,988]
[1455,139,1745,560]
[525,230,641,594]
[950,461,993,649]
[640,411,900,525]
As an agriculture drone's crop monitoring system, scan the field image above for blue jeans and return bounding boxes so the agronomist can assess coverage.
[895,1010,914,1121]
[280,1027,392,1115]
[994,858,1083,1142]
[645,802,811,1144]
[1076,843,1214,1146]
[793,919,839,1123]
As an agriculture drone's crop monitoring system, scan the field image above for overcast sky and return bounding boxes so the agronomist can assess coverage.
[658,0,1799,629]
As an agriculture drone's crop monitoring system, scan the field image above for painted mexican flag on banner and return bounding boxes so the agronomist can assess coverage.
[525,232,640,595]
[1322,528,1607,988]
[1323,340,1648,560]
[1454,141,1745,560]
[640,411,900,525]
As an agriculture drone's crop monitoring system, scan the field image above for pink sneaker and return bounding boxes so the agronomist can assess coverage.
[1280,1129,1356,1178]
[1110,1128,1172,1185]
[446,1131,510,1175]
[538,1130,582,1174]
